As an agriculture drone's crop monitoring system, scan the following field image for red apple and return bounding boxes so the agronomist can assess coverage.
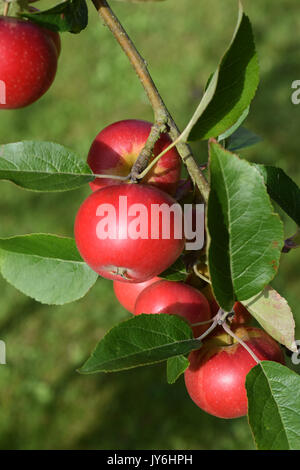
[74,183,185,282]
[184,326,285,419]
[87,120,182,196]
[24,7,61,56]
[113,276,161,314]
[232,302,251,326]
[0,16,58,109]
[134,280,212,336]
[43,28,61,57]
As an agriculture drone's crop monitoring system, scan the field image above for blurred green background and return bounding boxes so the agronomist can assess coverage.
[0,0,299,450]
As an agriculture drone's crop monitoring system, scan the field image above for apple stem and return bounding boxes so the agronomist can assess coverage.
[193,264,211,284]
[91,0,210,203]
[222,322,261,364]
[195,308,225,341]
[93,173,130,181]
[136,135,181,181]
[192,318,216,327]
[196,318,219,341]
[130,121,168,182]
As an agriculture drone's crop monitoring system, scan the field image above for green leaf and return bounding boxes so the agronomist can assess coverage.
[0,141,94,191]
[79,314,201,374]
[242,286,296,352]
[208,140,284,311]
[255,165,300,226]
[167,355,189,384]
[0,234,98,305]
[218,108,250,141]
[182,3,259,142]
[225,126,262,152]
[21,0,88,33]
[246,361,300,450]
[159,257,188,281]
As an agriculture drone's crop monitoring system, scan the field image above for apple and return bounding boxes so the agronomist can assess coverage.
[23,6,62,56]
[74,183,185,282]
[184,326,285,419]
[87,120,182,196]
[0,16,58,109]
[134,280,212,336]
[232,302,251,326]
[43,28,61,57]
[114,276,161,314]
[200,284,220,316]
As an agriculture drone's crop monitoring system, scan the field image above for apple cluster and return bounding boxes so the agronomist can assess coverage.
[0,8,287,424]
[74,119,285,419]
[116,275,285,419]
[75,119,184,282]
[0,16,60,109]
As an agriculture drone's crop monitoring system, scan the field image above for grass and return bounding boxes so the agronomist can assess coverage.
[0,0,299,450]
